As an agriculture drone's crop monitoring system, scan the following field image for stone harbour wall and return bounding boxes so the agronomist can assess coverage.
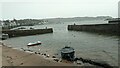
[68,23,119,35]
[2,28,53,38]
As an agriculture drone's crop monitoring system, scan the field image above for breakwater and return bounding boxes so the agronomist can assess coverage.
[2,28,53,38]
[68,23,119,35]
[108,20,120,24]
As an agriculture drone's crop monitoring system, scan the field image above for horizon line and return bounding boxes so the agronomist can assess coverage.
[0,16,117,20]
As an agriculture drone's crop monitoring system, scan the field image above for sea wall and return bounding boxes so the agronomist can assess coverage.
[2,28,53,37]
[68,23,119,35]
[108,20,120,24]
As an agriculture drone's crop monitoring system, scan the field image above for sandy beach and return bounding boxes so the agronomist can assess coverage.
[1,45,75,66]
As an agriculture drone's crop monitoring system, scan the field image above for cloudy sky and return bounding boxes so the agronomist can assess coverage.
[0,0,120,20]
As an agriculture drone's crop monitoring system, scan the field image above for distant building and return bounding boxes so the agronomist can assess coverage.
[0,21,4,26]
[2,19,18,29]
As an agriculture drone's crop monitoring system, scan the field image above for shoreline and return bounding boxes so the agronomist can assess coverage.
[1,45,75,66]
[1,42,118,67]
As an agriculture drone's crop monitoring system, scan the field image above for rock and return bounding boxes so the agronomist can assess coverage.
[28,50,31,51]
[60,60,62,62]
[59,59,62,62]
[54,53,58,55]
[44,53,46,56]
[46,54,50,58]
[54,59,59,62]
[76,60,82,65]
[6,56,9,58]
[20,63,23,65]
[21,48,23,49]
[23,49,25,51]
[35,52,38,54]
[52,55,56,58]
[30,50,33,52]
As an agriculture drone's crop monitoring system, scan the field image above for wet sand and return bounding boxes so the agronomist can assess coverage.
[1,45,74,66]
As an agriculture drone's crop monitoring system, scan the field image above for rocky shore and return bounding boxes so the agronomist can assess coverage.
[1,45,73,66]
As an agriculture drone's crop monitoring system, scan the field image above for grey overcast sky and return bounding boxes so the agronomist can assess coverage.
[0,0,120,20]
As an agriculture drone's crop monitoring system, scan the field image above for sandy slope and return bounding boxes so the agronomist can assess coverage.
[2,45,73,66]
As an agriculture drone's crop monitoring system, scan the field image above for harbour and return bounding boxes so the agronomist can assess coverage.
[2,19,119,66]
[1,0,120,67]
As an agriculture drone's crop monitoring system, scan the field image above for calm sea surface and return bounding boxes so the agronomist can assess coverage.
[3,20,118,65]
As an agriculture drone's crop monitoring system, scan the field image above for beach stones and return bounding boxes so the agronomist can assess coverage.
[43,53,46,56]
[28,50,31,51]
[10,61,13,63]
[52,55,56,58]
[41,53,44,55]
[54,59,59,62]
[38,53,41,54]
[35,52,38,54]
[20,63,24,65]
[76,60,83,65]
[46,54,50,58]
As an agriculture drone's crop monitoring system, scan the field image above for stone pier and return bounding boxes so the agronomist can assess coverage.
[2,28,53,38]
[68,23,119,35]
